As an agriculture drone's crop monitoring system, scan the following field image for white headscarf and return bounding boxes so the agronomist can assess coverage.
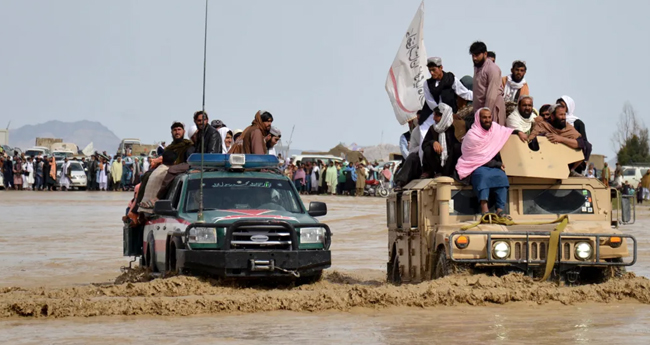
[506,96,537,133]
[503,75,527,102]
[561,95,578,125]
[432,103,454,166]
[217,127,231,154]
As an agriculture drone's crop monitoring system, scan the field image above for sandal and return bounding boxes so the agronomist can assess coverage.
[497,211,513,221]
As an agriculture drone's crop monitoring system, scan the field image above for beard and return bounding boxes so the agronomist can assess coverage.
[473,59,485,68]
[552,118,566,129]
[520,109,532,119]
[481,121,492,130]
[512,74,523,83]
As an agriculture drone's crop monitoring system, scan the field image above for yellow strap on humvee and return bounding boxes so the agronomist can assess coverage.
[460,213,570,282]
[540,216,568,281]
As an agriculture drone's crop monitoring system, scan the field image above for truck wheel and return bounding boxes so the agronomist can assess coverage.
[147,240,158,273]
[433,247,467,279]
[388,256,402,285]
[296,271,323,285]
[581,258,626,284]
[166,237,184,275]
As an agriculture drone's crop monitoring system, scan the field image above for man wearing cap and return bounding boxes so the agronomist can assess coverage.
[164,121,195,164]
[193,111,223,154]
[211,119,226,130]
[267,126,281,156]
[502,60,529,103]
[422,56,473,116]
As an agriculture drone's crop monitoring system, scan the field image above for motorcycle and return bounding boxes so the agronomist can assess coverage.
[365,178,390,197]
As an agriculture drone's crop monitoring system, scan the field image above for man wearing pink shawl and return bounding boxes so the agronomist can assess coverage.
[456,108,524,216]
[470,42,506,126]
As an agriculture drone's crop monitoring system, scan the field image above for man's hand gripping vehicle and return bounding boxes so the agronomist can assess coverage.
[123,154,332,284]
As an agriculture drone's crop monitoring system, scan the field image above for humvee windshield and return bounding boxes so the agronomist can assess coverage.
[523,189,593,215]
[184,177,302,213]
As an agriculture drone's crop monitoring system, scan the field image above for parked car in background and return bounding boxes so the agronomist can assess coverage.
[622,165,650,187]
[24,146,52,158]
[55,161,87,190]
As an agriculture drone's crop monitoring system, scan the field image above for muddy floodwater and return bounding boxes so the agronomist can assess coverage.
[1,192,650,344]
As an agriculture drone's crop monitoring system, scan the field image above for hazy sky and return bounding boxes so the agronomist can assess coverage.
[1,0,648,157]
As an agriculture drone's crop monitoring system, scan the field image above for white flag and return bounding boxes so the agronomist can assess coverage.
[82,142,94,156]
[385,2,427,125]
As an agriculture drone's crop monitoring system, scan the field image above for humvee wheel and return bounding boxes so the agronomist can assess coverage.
[581,258,626,284]
[433,247,467,279]
[388,256,402,285]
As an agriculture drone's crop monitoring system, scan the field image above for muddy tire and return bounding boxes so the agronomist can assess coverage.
[387,256,402,285]
[296,271,323,285]
[147,240,158,273]
[433,247,467,279]
[166,237,184,276]
[581,258,626,284]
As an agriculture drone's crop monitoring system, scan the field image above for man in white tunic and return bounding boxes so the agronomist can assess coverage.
[59,158,72,191]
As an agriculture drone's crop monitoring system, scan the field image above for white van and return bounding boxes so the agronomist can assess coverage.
[622,166,650,186]
[290,154,343,166]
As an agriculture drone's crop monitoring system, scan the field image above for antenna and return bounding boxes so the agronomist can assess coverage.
[284,125,295,158]
[198,0,209,223]
[6,121,10,130]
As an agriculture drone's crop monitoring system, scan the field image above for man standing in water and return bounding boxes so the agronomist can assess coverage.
[470,41,506,126]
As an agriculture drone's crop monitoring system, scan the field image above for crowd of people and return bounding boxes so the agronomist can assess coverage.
[394,41,598,216]
[281,159,393,196]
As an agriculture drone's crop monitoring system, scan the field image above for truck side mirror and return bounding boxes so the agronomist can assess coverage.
[154,200,177,217]
[308,201,327,217]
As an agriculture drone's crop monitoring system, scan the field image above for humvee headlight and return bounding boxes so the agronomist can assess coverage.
[188,227,217,243]
[300,227,325,244]
[492,241,510,259]
[575,242,593,260]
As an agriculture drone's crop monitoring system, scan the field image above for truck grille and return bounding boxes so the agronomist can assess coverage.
[230,225,292,250]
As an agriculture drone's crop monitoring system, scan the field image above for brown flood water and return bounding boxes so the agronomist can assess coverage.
[1,192,650,344]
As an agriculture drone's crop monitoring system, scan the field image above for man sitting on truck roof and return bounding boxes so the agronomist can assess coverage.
[527,103,592,175]
[506,95,537,135]
[456,108,521,217]
[164,121,194,165]
[193,111,223,154]
[421,103,460,178]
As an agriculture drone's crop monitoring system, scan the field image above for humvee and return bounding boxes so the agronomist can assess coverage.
[387,138,637,284]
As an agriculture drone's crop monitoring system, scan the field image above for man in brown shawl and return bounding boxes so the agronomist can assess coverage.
[164,121,194,165]
[229,110,273,154]
[470,41,506,126]
[528,103,592,174]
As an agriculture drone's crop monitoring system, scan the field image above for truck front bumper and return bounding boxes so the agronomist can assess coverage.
[176,249,331,277]
[448,230,637,272]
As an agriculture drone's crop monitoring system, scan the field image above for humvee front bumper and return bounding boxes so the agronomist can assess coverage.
[177,220,331,278]
[448,231,637,270]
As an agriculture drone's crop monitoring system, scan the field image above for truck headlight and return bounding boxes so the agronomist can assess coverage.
[492,241,510,259]
[575,242,592,260]
[300,227,325,244]
[188,227,216,243]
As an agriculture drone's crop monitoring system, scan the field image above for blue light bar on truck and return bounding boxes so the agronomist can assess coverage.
[187,154,279,169]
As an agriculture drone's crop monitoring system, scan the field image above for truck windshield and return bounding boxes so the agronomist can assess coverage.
[523,189,594,215]
[184,177,303,213]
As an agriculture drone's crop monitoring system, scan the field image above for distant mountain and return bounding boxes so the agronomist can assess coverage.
[9,120,120,153]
